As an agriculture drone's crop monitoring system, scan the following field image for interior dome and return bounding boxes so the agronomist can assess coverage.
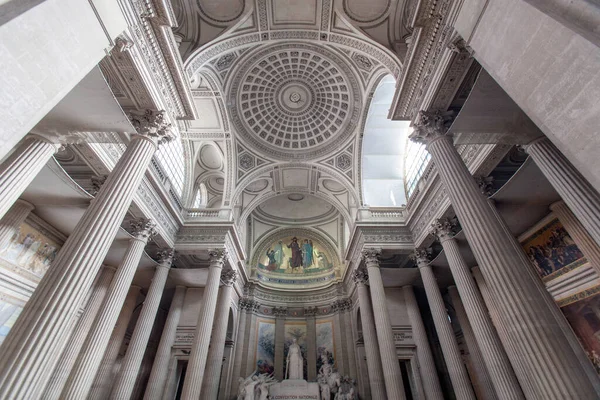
[228,42,361,160]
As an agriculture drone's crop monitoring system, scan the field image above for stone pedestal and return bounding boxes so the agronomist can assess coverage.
[403,285,444,400]
[524,137,600,249]
[0,111,172,399]
[200,271,237,400]
[180,250,227,400]
[110,250,174,400]
[62,219,156,399]
[0,136,60,220]
[410,110,599,398]
[352,268,387,399]
[0,199,34,251]
[362,249,406,400]
[414,250,476,400]
[551,200,600,274]
[269,379,320,400]
[144,285,186,400]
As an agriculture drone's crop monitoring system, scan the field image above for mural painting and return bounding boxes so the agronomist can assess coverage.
[0,222,61,277]
[0,301,22,345]
[255,319,276,375]
[259,235,334,275]
[521,218,585,279]
[560,288,600,375]
[316,320,335,373]
[283,322,307,380]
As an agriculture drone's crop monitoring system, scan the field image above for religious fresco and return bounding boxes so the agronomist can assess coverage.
[316,320,335,372]
[521,218,585,279]
[0,301,22,345]
[255,319,276,375]
[0,222,61,277]
[258,235,334,275]
[284,322,307,380]
[560,288,600,375]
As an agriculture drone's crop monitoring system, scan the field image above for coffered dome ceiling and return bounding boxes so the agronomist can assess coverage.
[228,43,362,161]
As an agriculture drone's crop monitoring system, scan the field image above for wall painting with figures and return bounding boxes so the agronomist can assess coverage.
[316,320,335,373]
[255,319,276,375]
[258,235,334,276]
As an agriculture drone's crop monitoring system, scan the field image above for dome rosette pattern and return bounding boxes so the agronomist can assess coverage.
[228,42,362,160]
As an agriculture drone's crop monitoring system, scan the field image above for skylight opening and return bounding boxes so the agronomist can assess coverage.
[155,138,185,197]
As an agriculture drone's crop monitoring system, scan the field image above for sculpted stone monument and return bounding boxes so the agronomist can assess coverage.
[269,339,320,400]
[285,338,304,380]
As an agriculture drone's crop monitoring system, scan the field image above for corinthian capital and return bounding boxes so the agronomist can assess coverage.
[221,270,237,286]
[361,248,381,267]
[129,109,174,145]
[412,248,431,268]
[156,249,176,266]
[352,267,369,285]
[431,218,456,242]
[130,218,157,241]
[409,110,452,145]
[208,249,227,265]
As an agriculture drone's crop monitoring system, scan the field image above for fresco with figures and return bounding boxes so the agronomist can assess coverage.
[255,320,276,375]
[0,222,61,276]
[316,320,335,373]
[0,302,22,345]
[258,235,334,275]
[561,290,600,375]
[521,218,585,279]
[283,322,307,380]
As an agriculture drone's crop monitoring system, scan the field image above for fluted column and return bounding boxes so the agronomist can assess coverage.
[0,135,61,220]
[144,285,186,400]
[306,308,318,381]
[0,199,34,250]
[352,267,387,399]
[524,137,600,248]
[410,110,599,398]
[200,270,237,400]
[340,300,358,379]
[402,285,444,400]
[0,110,173,399]
[61,219,156,399]
[42,266,116,399]
[89,285,142,400]
[274,307,287,380]
[110,249,174,400]
[431,219,523,400]
[180,249,227,400]
[229,298,250,398]
[414,249,476,400]
[551,200,600,273]
[448,286,498,400]
[362,249,406,400]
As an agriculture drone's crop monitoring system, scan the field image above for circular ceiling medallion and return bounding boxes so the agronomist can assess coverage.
[246,179,270,193]
[287,193,305,201]
[229,43,361,160]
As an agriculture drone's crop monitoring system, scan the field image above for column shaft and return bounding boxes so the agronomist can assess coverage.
[403,285,444,400]
[342,308,358,379]
[364,253,406,400]
[418,264,476,400]
[180,251,226,400]
[0,136,59,220]
[200,275,235,400]
[274,315,286,381]
[229,302,248,398]
[448,286,498,400]
[437,233,523,400]
[62,220,155,399]
[306,316,317,381]
[0,135,158,398]
[354,274,387,399]
[144,285,186,400]
[0,199,34,250]
[88,285,141,400]
[110,262,171,399]
[42,266,115,399]
[551,200,600,273]
[525,137,600,248]
[424,132,599,398]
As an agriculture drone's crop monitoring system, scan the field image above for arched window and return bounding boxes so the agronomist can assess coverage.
[192,183,207,208]
[404,140,431,198]
[155,138,185,197]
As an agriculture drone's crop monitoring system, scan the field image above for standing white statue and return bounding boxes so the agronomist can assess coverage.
[285,338,304,379]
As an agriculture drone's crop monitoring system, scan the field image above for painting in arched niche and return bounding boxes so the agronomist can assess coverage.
[258,235,334,275]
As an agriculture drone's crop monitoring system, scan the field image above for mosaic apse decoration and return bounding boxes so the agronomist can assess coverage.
[258,235,334,275]
[255,319,276,375]
[521,218,585,280]
[283,321,307,380]
[316,320,335,372]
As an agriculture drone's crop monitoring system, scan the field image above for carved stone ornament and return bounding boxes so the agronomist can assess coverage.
[114,36,133,53]
[208,249,227,265]
[430,218,456,242]
[273,307,288,317]
[361,248,381,267]
[474,175,495,197]
[409,110,453,145]
[221,270,237,286]
[352,267,369,285]
[412,248,432,268]
[156,249,176,266]
[304,306,319,316]
[129,218,157,240]
[90,175,107,196]
[128,109,174,145]
[332,298,352,312]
